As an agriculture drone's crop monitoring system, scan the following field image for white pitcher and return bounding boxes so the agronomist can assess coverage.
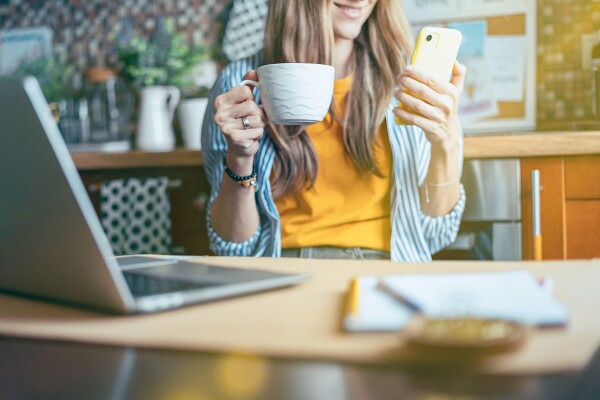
[178,97,209,150]
[136,86,180,151]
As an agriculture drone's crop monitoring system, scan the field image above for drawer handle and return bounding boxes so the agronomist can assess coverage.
[531,170,542,261]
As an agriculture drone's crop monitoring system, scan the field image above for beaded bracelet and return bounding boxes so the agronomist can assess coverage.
[222,158,258,191]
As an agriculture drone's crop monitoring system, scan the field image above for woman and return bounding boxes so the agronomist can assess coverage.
[201,0,467,262]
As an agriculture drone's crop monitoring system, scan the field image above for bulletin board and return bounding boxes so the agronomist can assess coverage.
[404,0,536,135]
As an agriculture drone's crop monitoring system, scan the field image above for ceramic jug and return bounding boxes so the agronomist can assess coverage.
[136,86,180,151]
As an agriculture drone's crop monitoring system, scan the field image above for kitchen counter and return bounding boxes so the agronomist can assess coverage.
[72,148,203,170]
[70,131,600,170]
[463,130,600,159]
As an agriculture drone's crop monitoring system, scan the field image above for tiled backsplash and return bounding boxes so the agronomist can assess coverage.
[0,0,229,70]
[1,0,599,124]
[536,0,600,123]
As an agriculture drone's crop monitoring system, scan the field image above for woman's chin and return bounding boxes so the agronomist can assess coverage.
[333,26,362,41]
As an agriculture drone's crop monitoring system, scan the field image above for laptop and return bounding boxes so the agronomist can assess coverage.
[0,77,310,314]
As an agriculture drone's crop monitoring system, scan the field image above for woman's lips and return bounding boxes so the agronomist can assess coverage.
[334,3,362,19]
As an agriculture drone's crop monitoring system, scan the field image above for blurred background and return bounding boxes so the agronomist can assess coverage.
[1,0,598,129]
[0,0,599,261]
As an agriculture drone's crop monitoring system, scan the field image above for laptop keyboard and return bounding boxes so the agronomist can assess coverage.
[123,272,221,297]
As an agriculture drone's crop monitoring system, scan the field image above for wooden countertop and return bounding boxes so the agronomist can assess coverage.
[71,131,600,170]
[72,148,203,170]
[463,130,600,159]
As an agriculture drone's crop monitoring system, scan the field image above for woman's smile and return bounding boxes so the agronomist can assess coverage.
[332,0,376,40]
[334,2,364,19]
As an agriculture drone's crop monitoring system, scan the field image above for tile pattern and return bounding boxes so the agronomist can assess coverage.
[537,0,600,122]
[0,0,230,71]
[2,0,600,123]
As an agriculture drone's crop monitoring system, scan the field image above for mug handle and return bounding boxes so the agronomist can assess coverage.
[239,79,261,89]
[238,80,265,115]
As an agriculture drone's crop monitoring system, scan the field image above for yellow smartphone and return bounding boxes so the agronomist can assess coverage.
[395,26,462,124]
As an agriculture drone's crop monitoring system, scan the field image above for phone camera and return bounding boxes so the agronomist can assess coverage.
[426,34,433,42]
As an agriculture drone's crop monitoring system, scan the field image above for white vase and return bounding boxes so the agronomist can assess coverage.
[178,97,209,150]
[136,86,180,151]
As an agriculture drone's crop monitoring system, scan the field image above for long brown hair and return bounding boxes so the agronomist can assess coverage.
[264,0,413,199]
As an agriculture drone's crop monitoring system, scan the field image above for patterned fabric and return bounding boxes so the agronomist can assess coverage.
[221,0,268,62]
[201,52,466,262]
[100,177,172,255]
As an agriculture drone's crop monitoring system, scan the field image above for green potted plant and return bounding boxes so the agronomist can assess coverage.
[115,20,205,151]
[4,56,73,120]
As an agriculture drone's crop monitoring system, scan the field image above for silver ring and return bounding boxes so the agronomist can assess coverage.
[241,116,250,130]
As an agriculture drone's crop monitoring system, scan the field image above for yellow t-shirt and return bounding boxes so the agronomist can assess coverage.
[275,76,393,251]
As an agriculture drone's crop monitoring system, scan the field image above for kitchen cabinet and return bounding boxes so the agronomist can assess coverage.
[73,150,211,256]
[72,136,600,260]
[520,155,600,260]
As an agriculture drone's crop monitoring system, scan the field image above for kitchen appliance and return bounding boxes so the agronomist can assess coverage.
[443,159,522,261]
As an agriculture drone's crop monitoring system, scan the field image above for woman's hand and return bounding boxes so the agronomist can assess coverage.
[393,62,467,153]
[213,70,267,170]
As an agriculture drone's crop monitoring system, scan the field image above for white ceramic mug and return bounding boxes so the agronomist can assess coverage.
[240,63,335,125]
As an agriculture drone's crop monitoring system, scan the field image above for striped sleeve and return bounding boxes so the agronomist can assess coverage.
[419,184,466,254]
[200,57,262,256]
[414,124,466,254]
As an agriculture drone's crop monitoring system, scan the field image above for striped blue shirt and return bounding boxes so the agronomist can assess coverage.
[201,53,466,262]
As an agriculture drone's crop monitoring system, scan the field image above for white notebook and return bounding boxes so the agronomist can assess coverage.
[343,276,413,332]
[379,270,568,326]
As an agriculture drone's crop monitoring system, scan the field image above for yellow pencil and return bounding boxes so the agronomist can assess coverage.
[346,277,360,317]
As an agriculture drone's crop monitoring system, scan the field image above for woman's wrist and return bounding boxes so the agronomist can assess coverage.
[431,124,459,155]
[427,138,459,188]
[225,152,255,176]
[431,139,458,161]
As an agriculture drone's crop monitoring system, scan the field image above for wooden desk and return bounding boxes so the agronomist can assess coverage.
[1,258,599,375]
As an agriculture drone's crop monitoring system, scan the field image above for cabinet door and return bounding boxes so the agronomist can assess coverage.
[565,155,600,259]
[520,157,566,260]
[565,155,600,199]
[566,201,600,259]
